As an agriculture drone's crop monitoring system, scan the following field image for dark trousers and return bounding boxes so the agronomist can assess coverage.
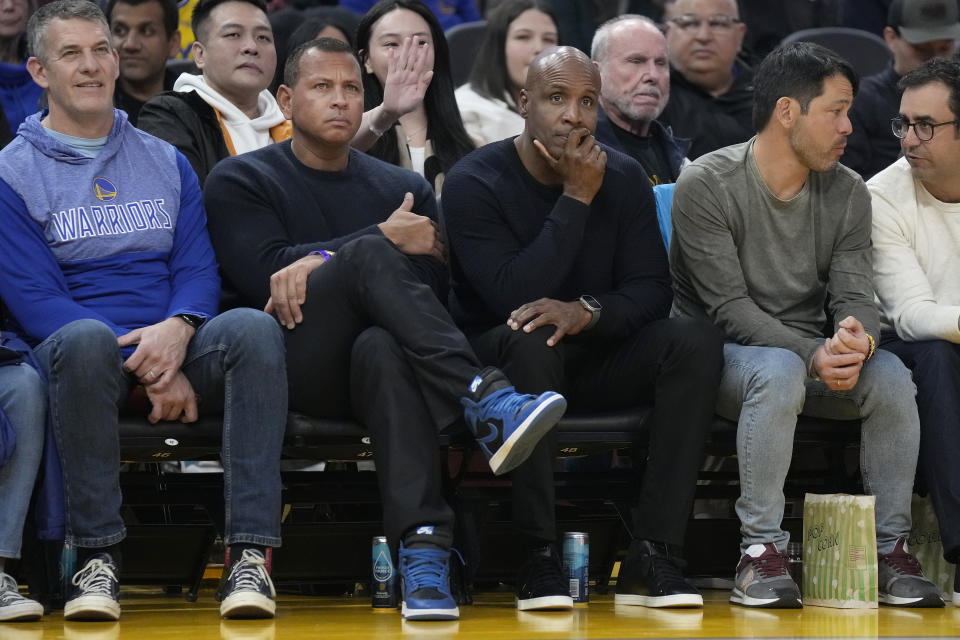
[285,236,481,547]
[471,316,724,547]
[882,336,960,562]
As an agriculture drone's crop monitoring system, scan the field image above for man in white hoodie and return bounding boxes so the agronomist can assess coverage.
[137,0,290,187]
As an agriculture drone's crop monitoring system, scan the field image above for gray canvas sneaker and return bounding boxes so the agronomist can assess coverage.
[0,572,43,622]
[878,538,943,608]
[730,543,802,608]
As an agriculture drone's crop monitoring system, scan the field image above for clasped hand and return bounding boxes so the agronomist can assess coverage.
[117,317,198,423]
[813,315,870,390]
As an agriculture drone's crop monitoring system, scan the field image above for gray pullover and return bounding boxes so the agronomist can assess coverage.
[670,138,878,371]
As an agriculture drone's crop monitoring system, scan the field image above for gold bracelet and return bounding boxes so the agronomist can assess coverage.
[865,333,876,361]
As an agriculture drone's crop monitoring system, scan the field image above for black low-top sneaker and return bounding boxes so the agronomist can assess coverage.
[878,538,944,608]
[64,553,121,621]
[0,572,43,621]
[515,546,573,611]
[615,540,703,608]
[219,549,277,619]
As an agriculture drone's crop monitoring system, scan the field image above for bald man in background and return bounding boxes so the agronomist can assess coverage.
[591,14,690,185]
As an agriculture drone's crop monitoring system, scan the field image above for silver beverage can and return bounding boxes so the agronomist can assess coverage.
[562,532,589,603]
[371,536,397,608]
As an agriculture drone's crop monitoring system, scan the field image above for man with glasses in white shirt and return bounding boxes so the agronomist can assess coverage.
[870,58,960,607]
[660,0,753,159]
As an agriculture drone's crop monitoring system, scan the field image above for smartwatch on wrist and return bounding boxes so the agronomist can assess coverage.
[578,295,602,330]
[173,313,204,330]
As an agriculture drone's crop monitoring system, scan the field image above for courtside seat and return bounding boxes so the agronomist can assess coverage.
[118,407,654,463]
[118,408,858,466]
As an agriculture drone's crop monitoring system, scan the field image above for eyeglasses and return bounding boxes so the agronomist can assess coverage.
[669,14,742,32]
[890,116,959,141]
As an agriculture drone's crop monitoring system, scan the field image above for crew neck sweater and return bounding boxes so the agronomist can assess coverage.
[203,140,444,309]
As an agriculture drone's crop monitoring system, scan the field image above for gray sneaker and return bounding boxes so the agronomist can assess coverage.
[730,543,802,608]
[878,538,943,607]
[0,572,43,622]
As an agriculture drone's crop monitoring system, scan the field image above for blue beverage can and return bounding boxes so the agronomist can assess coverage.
[562,532,589,603]
[371,536,398,608]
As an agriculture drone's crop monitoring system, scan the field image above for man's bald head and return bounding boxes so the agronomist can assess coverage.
[671,0,738,17]
[525,45,601,93]
[519,45,602,160]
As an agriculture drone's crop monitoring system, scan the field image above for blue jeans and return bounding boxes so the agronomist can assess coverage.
[34,309,287,548]
[0,363,46,558]
[716,343,919,555]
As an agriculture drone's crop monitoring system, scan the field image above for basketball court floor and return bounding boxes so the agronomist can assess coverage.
[3,588,959,640]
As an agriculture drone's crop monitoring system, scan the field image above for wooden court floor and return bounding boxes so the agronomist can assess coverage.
[2,589,959,640]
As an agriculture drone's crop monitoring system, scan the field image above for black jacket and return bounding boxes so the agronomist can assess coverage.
[841,66,901,180]
[114,68,178,127]
[594,110,690,185]
[659,60,755,160]
[137,89,229,188]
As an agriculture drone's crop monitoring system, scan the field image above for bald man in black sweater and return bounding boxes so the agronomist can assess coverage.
[443,46,724,610]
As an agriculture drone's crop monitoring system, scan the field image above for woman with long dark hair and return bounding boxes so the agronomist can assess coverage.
[353,0,474,192]
[455,0,557,146]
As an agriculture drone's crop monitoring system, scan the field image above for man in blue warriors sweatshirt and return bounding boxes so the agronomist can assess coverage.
[0,0,287,621]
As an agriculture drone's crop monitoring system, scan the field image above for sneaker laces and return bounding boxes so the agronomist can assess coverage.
[525,551,566,593]
[0,573,31,603]
[399,547,451,592]
[72,558,117,595]
[753,551,791,579]
[472,387,532,419]
[648,552,687,586]
[880,548,924,577]
[227,549,275,597]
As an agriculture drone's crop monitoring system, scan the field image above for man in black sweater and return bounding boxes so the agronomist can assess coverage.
[202,37,567,622]
[443,46,724,610]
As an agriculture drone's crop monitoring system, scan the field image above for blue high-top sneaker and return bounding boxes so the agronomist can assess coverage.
[399,542,459,621]
[461,367,566,475]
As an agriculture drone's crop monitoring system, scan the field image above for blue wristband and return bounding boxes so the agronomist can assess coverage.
[308,250,333,261]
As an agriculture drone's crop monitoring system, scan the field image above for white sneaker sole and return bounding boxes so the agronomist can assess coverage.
[730,588,801,608]
[516,594,573,610]
[64,595,121,621]
[615,592,703,608]
[879,592,944,607]
[400,601,459,620]
[488,394,566,476]
[953,591,959,606]
[0,599,44,621]
[220,592,276,619]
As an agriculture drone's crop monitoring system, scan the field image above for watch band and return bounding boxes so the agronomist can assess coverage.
[579,295,601,331]
[174,313,204,330]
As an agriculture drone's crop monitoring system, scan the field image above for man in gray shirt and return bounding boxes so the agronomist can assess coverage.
[672,42,943,609]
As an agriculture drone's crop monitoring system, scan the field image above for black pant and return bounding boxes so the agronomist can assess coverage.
[881,335,960,562]
[285,236,481,547]
[471,317,724,546]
